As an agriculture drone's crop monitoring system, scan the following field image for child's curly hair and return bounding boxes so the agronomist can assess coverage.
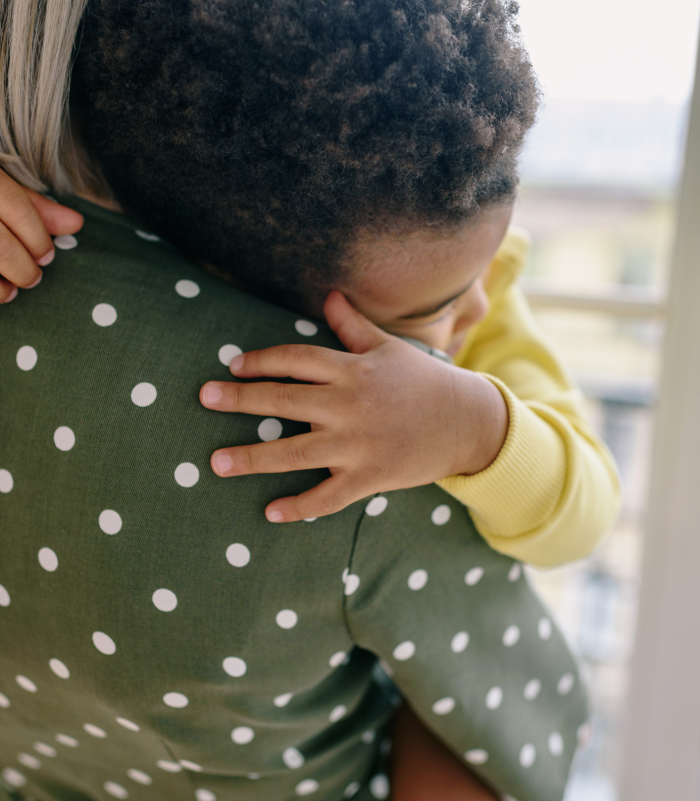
[74,0,539,308]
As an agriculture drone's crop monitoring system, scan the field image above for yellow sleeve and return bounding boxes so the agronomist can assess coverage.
[436,229,621,568]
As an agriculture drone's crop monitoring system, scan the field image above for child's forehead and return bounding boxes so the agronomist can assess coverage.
[344,204,512,320]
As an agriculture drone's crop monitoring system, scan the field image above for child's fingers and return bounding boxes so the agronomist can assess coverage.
[200,380,336,424]
[0,171,55,267]
[323,290,393,354]
[210,432,333,478]
[264,475,355,523]
[0,220,45,289]
[0,277,18,303]
[229,343,346,383]
[25,189,84,236]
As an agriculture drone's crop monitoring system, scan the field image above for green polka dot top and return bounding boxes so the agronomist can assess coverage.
[0,198,587,801]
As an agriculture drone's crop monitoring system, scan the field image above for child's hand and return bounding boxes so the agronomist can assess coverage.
[200,291,509,523]
[0,169,84,303]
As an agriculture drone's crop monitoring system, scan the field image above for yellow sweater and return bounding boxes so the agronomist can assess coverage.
[436,227,621,568]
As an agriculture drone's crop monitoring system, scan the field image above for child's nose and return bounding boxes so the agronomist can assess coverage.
[454,282,489,332]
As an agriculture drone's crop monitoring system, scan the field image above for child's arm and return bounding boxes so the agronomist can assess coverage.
[201,283,620,568]
[0,170,84,302]
[437,230,622,567]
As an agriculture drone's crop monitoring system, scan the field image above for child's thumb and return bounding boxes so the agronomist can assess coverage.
[324,290,392,354]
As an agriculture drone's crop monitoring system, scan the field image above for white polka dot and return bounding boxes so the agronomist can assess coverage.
[152,589,178,612]
[485,687,503,710]
[99,510,122,535]
[223,657,247,677]
[432,697,456,715]
[0,692,9,708]
[295,320,318,336]
[104,781,128,798]
[329,705,347,723]
[16,675,37,693]
[283,747,305,769]
[0,469,13,494]
[464,749,489,765]
[163,692,189,709]
[116,717,140,732]
[16,346,37,371]
[431,504,451,525]
[344,782,361,798]
[274,692,293,708]
[276,609,298,629]
[450,631,470,653]
[175,462,199,487]
[341,568,349,583]
[135,230,161,242]
[329,651,347,668]
[92,631,116,655]
[392,641,415,661]
[218,344,242,366]
[54,234,77,250]
[33,742,56,757]
[17,753,41,770]
[55,734,79,747]
[195,791,216,801]
[557,673,575,695]
[127,769,152,785]
[344,574,360,596]
[49,659,70,679]
[226,543,251,567]
[0,584,10,607]
[524,679,541,701]
[296,779,319,796]
[361,730,376,744]
[365,496,388,516]
[520,743,536,768]
[503,625,521,647]
[83,724,107,738]
[548,732,564,756]
[538,617,553,640]
[379,658,394,676]
[175,280,200,298]
[53,426,75,451]
[304,518,317,522]
[38,547,58,572]
[369,774,390,799]
[465,567,484,586]
[258,418,283,441]
[407,569,428,591]
[92,303,117,326]
[180,760,203,772]
[578,722,593,745]
[231,726,254,744]
[131,383,157,407]
[156,760,182,773]
[2,768,26,787]
[508,563,522,582]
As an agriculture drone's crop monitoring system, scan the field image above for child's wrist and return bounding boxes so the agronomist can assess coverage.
[452,373,509,476]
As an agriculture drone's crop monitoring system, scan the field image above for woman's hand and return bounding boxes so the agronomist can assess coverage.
[0,169,84,303]
[199,291,509,523]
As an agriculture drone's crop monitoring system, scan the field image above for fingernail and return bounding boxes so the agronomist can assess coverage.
[27,273,43,289]
[3,286,18,303]
[267,509,284,522]
[212,453,233,474]
[38,250,54,267]
[202,383,223,404]
[230,354,245,372]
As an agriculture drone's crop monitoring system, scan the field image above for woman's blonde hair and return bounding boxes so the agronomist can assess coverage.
[0,0,92,194]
